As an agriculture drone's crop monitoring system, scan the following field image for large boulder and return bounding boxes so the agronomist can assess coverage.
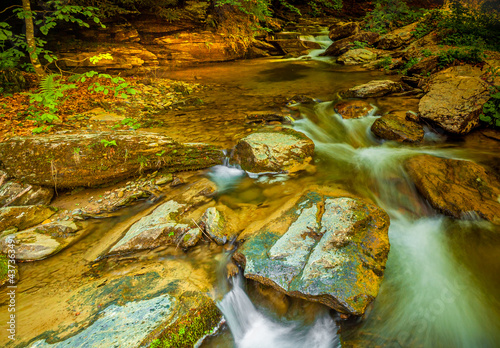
[376,22,418,50]
[337,48,378,65]
[0,221,82,261]
[322,31,380,57]
[418,65,490,134]
[371,111,424,143]
[334,100,375,119]
[0,131,224,188]
[234,191,390,316]
[341,80,404,98]
[329,22,360,41]
[405,155,500,224]
[0,181,54,206]
[0,205,56,232]
[235,128,315,173]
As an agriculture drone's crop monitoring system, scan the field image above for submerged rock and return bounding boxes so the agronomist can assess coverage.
[0,181,54,207]
[341,80,404,98]
[0,205,56,232]
[234,191,390,316]
[334,100,375,119]
[0,221,82,261]
[235,128,315,173]
[371,111,424,143]
[405,155,500,224]
[419,65,490,134]
[0,131,224,188]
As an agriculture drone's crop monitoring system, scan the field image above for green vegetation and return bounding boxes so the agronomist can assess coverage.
[375,56,393,70]
[364,0,425,34]
[100,139,117,147]
[480,67,500,128]
[437,47,484,68]
[352,41,369,49]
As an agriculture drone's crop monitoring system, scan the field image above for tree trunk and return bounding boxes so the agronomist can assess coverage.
[22,0,45,78]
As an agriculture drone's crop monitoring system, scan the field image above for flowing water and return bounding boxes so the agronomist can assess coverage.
[2,28,500,348]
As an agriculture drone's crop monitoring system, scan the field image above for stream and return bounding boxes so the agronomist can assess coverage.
[1,30,500,348]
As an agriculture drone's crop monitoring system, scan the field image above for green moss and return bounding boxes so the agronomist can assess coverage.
[148,295,221,348]
[0,254,8,282]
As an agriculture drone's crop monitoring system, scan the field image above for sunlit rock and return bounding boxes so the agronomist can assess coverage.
[328,22,360,41]
[234,191,390,316]
[405,155,500,224]
[334,100,375,119]
[337,48,378,65]
[235,128,315,173]
[0,131,224,188]
[419,65,490,134]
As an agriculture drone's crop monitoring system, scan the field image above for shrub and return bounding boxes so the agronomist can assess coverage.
[364,0,425,34]
[480,67,500,128]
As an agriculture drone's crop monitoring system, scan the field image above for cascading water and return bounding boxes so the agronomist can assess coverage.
[216,99,500,347]
[217,275,339,348]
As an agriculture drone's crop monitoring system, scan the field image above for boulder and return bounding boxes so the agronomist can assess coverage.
[322,31,380,57]
[109,178,216,254]
[419,65,490,134]
[337,48,378,65]
[341,80,404,98]
[405,155,500,224]
[329,22,360,41]
[234,191,390,316]
[334,100,375,119]
[376,22,418,50]
[0,221,82,261]
[235,128,315,173]
[0,205,56,232]
[371,111,424,143]
[0,131,224,188]
[0,181,54,207]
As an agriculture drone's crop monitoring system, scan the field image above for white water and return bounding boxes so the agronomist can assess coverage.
[218,276,340,348]
[214,98,500,347]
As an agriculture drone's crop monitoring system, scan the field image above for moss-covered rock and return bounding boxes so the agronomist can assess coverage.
[0,253,16,287]
[405,155,500,224]
[235,128,315,173]
[234,191,390,316]
[0,131,224,188]
[371,111,424,143]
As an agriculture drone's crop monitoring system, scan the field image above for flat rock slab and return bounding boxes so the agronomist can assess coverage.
[0,131,224,188]
[405,155,500,224]
[0,221,81,261]
[0,205,56,232]
[235,128,315,173]
[419,65,490,134]
[341,80,403,98]
[234,191,390,316]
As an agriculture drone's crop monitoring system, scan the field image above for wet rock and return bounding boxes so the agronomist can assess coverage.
[419,65,490,134]
[0,205,56,232]
[341,80,404,98]
[251,39,282,56]
[405,155,500,224]
[109,200,190,254]
[155,173,173,185]
[0,131,224,188]
[235,128,315,173]
[178,178,217,206]
[322,32,380,57]
[245,111,293,125]
[329,22,360,41]
[234,191,390,316]
[27,260,221,348]
[179,227,202,248]
[269,38,309,56]
[376,22,418,50]
[371,111,424,143]
[0,181,54,207]
[0,221,81,261]
[334,100,375,119]
[337,48,378,65]
[0,170,8,187]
